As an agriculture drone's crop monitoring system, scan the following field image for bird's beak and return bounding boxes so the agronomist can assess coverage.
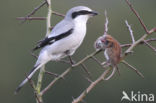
[90,11,98,16]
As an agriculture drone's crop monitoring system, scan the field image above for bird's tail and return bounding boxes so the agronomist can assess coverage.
[15,63,43,94]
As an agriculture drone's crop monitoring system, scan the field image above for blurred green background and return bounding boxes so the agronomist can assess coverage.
[1,0,156,103]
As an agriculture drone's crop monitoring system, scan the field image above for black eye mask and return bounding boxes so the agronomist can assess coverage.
[72,10,93,19]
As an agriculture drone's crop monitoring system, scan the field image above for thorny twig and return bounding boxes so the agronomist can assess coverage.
[125,20,135,43]
[26,75,42,103]
[91,56,102,66]
[17,0,156,103]
[52,11,65,17]
[35,0,52,102]
[143,40,156,54]
[20,1,47,23]
[72,67,111,103]
[16,17,46,20]
[124,0,156,55]
[121,38,156,48]
[72,0,156,102]
[16,1,65,22]
[81,63,92,78]
[104,10,109,35]
[125,0,149,34]
[45,71,59,77]
[39,34,156,96]
[121,60,144,78]
[40,50,101,95]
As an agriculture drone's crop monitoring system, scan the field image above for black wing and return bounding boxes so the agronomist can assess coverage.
[32,28,73,51]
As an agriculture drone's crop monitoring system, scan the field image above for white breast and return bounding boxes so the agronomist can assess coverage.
[44,20,86,58]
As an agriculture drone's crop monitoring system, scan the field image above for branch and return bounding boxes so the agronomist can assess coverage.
[72,67,111,103]
[124,0,156,55]
[26,75,42,103]
[16,0,65,22]
[146,38,156,42]
[125,0,149,34]
[52,11,65,17]
[125,20,135,43]
[18,0,156,103]
[121,38,156,48]
[45,0,52,36]
[16,17,46,20]
[35,0,52,103]
[104,10,109,35]
[121,60,144,78]
[81,63,92,78]
[20,1,47,23]
[16,11,64,21]
[143,40,156,54]
[40,50,101,95]
[40,35,156,96]
[72,1,156,102]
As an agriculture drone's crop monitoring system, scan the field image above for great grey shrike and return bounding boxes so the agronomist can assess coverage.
[15,6,98,93]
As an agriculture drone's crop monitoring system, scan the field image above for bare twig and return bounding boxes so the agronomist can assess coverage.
[26,75,42,103]
[81,63,92,78]
[91,56,102,65]
[91,56,108,69]
[124,0,152,54]
[125,0,149,34]
[125,20,135,43]
[21,1,47,23]
[45,71,59,78]
[121,38,156,48]
[45,0,52,36]
[84,76,93,83]
[35,0,52,103]
[52,11,65,17]
[149,27,156,34]
[146,38,156,42]
[16,11,65,21]
[121,60,144,78]
[72,67,111,103]
[18,0,156,103]
[124,26,156,55]
[40,50,101,95]
[68,56,91,78]
[40,67,71,95]
[143,40,156,54]
[72,1,156,102]
[16,0,65,22]
[104,10,109,35]
[17,17,46,20]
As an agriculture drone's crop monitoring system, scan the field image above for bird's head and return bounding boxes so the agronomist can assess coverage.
[65,6,98,22]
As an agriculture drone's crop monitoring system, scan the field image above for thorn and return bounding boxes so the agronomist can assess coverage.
[83,75,93,83]
[29,50,38,59]
[45,71,59,77]
[81,63,92,79]
[125,51,134,56]
[121,60,144,78]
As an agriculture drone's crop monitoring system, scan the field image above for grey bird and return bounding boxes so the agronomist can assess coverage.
[15,6,98,93]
